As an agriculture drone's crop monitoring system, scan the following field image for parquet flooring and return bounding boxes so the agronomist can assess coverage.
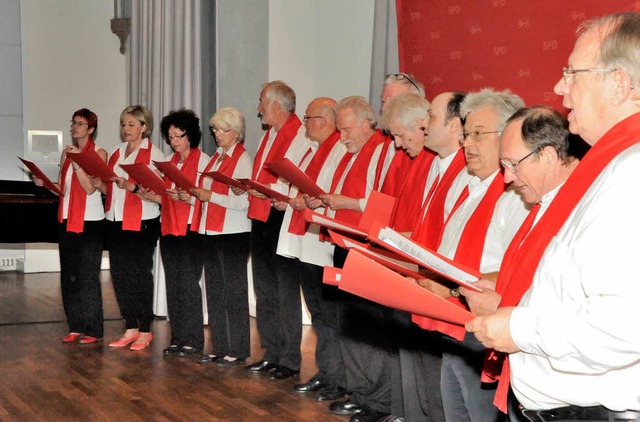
[0,271,346,421]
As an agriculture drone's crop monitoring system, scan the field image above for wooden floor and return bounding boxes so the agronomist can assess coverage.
[0,270,346,421]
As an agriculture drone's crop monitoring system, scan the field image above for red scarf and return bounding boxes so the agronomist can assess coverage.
[486,113,640,413]
[247,114,302,222]
[191,143,246,233]
[388,149,436,232]
[380,143,412,196]
[160,148,202,236]
[332,130,390,225]
[411,149,467,248]
[105,140,152,231]
[288,131,341,235]
[58,140,96,233]
[413,172,507,340]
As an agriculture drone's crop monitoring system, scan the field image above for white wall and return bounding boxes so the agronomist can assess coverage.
[268,0,375,120]
[21,0,127,156]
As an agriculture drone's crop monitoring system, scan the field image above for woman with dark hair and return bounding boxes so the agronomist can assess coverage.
[144,109,210,357]
[33,109,107,344]
[97,105,165,351]
[191,107,252,366]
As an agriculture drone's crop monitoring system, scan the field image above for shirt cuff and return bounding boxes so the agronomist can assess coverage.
[358,197,367,212]
[510,306,544,354]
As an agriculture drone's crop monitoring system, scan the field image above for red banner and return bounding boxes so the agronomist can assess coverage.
[397,0,636,108]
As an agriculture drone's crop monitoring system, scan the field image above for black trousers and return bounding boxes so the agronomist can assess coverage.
[334,246,393,413]
[106,218,159,332]
[160,229,205,349]
[297,259,346,387]
[203,232,251,359]
[393,310,445,422]
[251,208,302,370]
[58,220,105,338]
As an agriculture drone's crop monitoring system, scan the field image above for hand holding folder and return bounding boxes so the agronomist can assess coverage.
[119,163,168,194]
[237,178,290,202]
[66,150,117,181]
[201,171,252,191]
[19,157,62,196]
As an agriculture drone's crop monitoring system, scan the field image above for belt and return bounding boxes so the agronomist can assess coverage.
[520,405,640,421]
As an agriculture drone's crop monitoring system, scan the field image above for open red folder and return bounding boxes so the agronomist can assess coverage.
[367,222,482,291]
[339,250,475,326]
[152,161,197,192]
[119,163,168,194]
[328,230,423,279]
[237,178,290,202]
[19,157,62,196]
[66,150,117,182]
[201,171,251,191]
[265,158,326,197]
[303,190,397,238]
[322,266,341,286]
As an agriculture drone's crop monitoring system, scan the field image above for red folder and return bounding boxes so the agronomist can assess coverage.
[237,178,290,202]
[119,163,168,194]
[66,150,117,182]
[328,230,423,279]
[304,209,368,237]
[152,161,197,191]
[358,190,395,232]
[201,171,252,191]
[340,250,474,326]
[367,222,482,292]
[322,266,342,286]
[19,157,62,196]
[266,158,326,197]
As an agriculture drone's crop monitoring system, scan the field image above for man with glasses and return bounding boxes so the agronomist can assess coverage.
[466,12,640,422]
[416,88,527,422]
[273,97,349,399]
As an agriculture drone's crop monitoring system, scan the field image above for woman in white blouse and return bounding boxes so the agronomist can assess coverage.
[191,107,252,366]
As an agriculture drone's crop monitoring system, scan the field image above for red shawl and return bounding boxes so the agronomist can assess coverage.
[247,114,302,222]
[58,140,96,233]
[160,148,202,236]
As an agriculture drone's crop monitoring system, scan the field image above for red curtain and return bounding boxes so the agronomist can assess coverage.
[397,0,636,108]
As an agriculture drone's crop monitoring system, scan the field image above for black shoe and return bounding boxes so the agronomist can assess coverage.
[293,378,327,393]
[163,345,179,356]
[317,386,349,402]
[329,398,362,416]
[269,365,300,380]
[245,360,278,372]
[349,407,390,422]
[216,357,246,367]
[199,354,221,364]
[177,346,200,357]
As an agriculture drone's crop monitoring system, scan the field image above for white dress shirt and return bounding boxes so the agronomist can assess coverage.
[510,144,640,412]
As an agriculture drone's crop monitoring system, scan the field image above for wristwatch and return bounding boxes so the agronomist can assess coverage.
[450,288,460,298]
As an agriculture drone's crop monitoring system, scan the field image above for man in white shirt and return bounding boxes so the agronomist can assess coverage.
[466,12,640,422]
[419,89,527,422]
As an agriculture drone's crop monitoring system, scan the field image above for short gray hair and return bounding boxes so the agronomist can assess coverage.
[263,80,296,113]
[334,96,377,129]
[210,107,246,142]
[579,12,640,91]
[505,105,570,163]
[460,88,524,132]
[384,73,426,97]
[380,93,429,131]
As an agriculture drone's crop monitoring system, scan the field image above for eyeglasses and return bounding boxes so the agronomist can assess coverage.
[303,115,323,121]
[458,130,500,144]
[210,126,232,136]
[70,120,88,126]
[167,132,187,142]
[500,149,538,174]
[562,67,618,85]
[386,73,421,93]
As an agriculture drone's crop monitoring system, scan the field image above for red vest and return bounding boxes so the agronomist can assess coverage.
[160,148,202,236]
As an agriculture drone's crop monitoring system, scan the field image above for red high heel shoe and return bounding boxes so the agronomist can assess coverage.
[62,332,84,343]
[130,332,153,351]
[108,333,140,348]
[79,335,102,344]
